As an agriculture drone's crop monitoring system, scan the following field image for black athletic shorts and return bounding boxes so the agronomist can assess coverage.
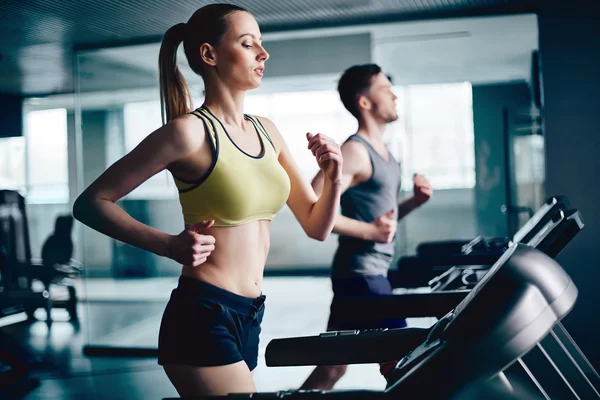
[158,276,265,371]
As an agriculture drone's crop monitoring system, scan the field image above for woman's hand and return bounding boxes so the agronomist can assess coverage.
[165,220,215,266]
[306,132,343,183]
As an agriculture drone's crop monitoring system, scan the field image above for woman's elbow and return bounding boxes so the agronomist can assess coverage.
[72,193,96,224]
[307,228,330,242]
[72,195,86,223]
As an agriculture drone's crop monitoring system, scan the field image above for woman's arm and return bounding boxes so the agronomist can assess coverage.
[73,115,215,266]
[257,117,342,241]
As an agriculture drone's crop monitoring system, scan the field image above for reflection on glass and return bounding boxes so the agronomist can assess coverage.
[0,137,26,191]
[123,101,178,200]
[25,109,69,203]
[513,133,545,229]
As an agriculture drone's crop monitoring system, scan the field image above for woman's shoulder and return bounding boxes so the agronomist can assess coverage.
[249,115,283,149]
[159,112,209,154]
[247,114,273,127]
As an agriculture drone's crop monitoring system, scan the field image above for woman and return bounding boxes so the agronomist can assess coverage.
[72,3,343,397]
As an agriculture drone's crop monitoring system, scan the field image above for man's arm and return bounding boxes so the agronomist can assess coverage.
[312,141,396,243]
[397,173,433,220]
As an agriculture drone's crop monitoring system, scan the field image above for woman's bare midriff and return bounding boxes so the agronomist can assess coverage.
[180,220,271,298]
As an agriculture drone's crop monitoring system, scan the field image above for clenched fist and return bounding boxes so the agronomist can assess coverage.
[368,209,397,243]
[306,132,343,183]
[165,220,216,267]
[413,174,433,206]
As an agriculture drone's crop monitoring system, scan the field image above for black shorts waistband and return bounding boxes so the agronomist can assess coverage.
[175,276,266,315]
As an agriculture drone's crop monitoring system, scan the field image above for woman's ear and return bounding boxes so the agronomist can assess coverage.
[200,43,217,67]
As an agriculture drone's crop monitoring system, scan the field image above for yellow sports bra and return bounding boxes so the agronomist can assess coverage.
[173,106,291,227]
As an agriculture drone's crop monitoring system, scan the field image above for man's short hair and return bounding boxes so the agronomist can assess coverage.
[337,64,383,119]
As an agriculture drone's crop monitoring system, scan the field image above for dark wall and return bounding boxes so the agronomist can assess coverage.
[0,94,23,138]
[538,1,600,367]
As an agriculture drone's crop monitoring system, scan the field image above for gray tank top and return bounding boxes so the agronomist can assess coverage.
[333,134,402,277]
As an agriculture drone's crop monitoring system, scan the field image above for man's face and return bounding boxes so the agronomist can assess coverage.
[363,72,399,123]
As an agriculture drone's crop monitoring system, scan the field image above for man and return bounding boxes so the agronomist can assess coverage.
[301,64,433,390]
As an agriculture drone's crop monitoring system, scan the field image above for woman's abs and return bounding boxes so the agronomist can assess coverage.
[181,220,271,297]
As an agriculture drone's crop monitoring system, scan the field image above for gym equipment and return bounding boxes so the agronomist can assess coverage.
[390,195,569,289]
[416,195,568,256]
[0,190,82,394]
[428,206,583,293]
[0,329,41,395]
[328,206,583,324]
[163,244,599,399]
[0,190,81,324]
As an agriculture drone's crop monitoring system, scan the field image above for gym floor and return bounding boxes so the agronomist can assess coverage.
[2,277,435,399]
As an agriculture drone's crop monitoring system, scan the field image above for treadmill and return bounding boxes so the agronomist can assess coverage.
[328,206,583,324]
[389,195,570,289]
[164,244,599,399]
[412,195,569,257]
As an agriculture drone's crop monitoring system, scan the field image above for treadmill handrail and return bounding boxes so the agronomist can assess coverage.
[512,195,567,244]
[330,291,470,320]
[265,327,430,367]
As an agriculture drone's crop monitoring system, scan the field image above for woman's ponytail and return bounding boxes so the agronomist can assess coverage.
[158,23,192,124]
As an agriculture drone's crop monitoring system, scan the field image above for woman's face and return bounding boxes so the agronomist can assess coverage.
[210,11,269,90]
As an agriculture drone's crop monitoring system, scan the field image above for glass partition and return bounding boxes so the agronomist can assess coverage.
[73,43,173,356]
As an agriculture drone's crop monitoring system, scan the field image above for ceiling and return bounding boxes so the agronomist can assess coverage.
[373,14,539,86]
[1,0,540,97]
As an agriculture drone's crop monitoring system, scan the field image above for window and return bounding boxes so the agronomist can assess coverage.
[25,109,69,203]
[119,82,474,200]
[122,101,178,199]
[246,82,475,191]
[0,137,26,191]
[395,82,475,191]
[246,90,356,179]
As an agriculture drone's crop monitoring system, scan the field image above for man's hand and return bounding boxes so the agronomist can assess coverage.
[413,173,433,205]
[367,209,397,243]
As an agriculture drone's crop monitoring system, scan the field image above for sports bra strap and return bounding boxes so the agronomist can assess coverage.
[245,115,276,151]
[189,108,218,152]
